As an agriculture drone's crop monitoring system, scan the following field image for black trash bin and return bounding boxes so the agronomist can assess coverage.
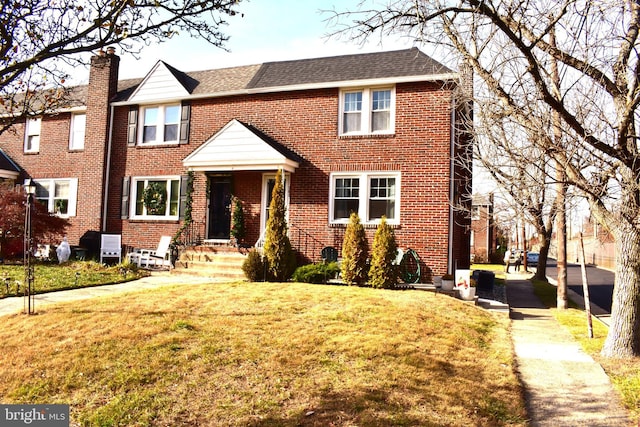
[475,270,495,292]
[79,230,101,260]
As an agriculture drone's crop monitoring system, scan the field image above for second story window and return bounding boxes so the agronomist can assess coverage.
[141,104,180,145]
[69,113,86,150]
[340,87,395,136]
[24,118,41,153]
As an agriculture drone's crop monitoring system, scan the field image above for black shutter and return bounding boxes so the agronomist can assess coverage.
[179,103,190,145]
[127,107,138,146]
[179,175,188,220]
[121,176,130,219]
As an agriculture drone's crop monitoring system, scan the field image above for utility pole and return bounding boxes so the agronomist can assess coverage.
[550,25,568,309]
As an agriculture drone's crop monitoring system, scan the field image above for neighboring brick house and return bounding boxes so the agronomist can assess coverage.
[0,48,472,278]
[470,194,495,263]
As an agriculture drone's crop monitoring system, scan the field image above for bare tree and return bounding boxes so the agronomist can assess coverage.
[474,106,559,283]
[330,1,640,358]
[0,0,243,133]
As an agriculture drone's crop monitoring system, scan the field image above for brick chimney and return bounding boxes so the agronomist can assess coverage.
[78,47,120,233]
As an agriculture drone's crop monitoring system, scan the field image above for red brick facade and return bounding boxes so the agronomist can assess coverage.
[0,50,472,278]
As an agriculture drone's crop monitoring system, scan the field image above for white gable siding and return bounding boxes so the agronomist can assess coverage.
[183,120,299,172]
[129,62,189,103]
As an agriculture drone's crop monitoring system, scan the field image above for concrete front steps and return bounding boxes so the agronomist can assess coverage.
[173,245,248,281]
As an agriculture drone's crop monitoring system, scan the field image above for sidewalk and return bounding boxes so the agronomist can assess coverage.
[507,272,632,426]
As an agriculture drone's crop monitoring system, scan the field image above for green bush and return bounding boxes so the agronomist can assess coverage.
[369,216,398,289]
[292,262,340,284]
[242,250,265,282]
[263,170,297,281]
[341,212,368,285]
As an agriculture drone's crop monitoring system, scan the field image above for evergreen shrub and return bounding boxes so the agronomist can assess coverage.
[292,262,340,284]
[242,250,265,282]
[369,216,399,289]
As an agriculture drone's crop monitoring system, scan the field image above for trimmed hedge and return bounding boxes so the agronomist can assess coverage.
[292,262,340,284]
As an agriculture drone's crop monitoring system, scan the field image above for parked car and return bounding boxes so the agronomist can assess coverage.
[526,252,540,267]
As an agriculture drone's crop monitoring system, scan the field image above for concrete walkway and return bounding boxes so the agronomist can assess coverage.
[508,272,633,426]
[0,272,214,317]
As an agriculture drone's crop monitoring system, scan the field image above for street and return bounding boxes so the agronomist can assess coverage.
[541,259,614,314]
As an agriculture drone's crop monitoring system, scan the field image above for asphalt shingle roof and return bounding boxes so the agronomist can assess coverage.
[114,48,454,101]
[246,48,453,88]
[6,48,455,107]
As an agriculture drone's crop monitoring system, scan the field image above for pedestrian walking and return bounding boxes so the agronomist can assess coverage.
[515,252,522,272]
[504,249,511,273]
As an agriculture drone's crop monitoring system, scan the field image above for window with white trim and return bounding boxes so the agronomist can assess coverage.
[69,113,86,150]
[131,176,180,219]
[34,178,78,217]
[24,118,41,153]
[140,104,180,145]
[329,172,400,224]
[339,87,395,136]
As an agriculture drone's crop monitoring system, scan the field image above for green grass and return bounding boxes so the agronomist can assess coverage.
[531,278,640,422]
[0,261,148,297]
[0,281,528,426]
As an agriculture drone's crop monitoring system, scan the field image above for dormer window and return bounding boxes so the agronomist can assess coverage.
[339,87,395,136]
[141,104,180,145]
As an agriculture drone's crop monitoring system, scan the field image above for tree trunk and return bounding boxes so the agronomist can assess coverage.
[601,228,640,357]
[532,230,552,281]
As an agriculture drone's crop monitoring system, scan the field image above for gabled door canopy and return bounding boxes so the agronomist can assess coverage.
[183,119,301,173]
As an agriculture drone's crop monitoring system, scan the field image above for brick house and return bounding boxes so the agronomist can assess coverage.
[0,48,472,278]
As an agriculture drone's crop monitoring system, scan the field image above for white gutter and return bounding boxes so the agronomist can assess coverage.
[448,99,455,274]
[101,104,115,231]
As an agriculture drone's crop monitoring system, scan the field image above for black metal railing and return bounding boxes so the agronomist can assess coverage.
[175,220,205,247]
[289,224,327,264]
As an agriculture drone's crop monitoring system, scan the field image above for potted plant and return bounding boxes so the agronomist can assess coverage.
[458,277,477,301]
[441,273,455,291]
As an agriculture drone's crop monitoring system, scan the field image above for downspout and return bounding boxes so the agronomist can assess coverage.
[448,99,455,274]
[101,104,115,231]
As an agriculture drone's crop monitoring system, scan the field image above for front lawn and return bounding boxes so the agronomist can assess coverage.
[0,261,148,297]
[0,282,527,426]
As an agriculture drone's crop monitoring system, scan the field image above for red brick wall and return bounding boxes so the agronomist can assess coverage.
[107,81,464,278]
[0,58,471,277]
[0,53,118,247]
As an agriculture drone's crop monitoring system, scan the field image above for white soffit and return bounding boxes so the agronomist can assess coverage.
[128,61,190,103]
[183,119,300,172]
